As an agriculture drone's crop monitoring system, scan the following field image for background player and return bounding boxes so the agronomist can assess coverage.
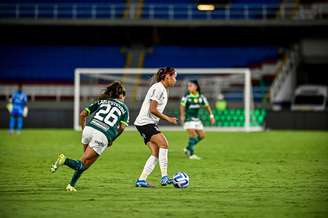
[134,67,177,188]
[180,80,215,160]
[50,81,129,192]
[7,84,28,134]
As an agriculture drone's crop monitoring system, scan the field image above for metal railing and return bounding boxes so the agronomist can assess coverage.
[0,3,327,21]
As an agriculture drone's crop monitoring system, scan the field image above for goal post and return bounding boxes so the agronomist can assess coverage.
[74,68,254,131]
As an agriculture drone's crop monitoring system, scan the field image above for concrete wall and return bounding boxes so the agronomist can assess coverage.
[265,110,328,130]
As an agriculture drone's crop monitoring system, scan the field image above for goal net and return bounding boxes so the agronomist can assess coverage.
[74,68,262,131]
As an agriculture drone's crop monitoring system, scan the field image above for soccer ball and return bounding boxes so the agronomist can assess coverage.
[172,172,189,188]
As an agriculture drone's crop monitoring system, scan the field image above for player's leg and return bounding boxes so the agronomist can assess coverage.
[188,129,206,160]
[136,142,159,187]
[65,146,99,191]
[50,143,89,174]
[83,143,88,152]
[16,116,23,134]
[9,109,17,134]
[196,129,205,141]
[62,146,99,172]
[149,133,172,186]
[66,129,107,191]
[9,115,15,134]
[51,152,85,174]
[185,128,198,156]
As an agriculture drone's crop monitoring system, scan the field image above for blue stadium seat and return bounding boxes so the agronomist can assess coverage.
[0,0,127,19]
[0,45,124,82]
[141,0,280,20]
[0,45,278,83]
[0,0,125,3]
[144,46,278,68]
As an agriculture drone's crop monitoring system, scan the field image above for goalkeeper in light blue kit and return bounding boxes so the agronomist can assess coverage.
[8,84,28,134]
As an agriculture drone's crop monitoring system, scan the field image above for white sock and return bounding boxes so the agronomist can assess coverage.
[139,155,158,180]
[159,148,168,177]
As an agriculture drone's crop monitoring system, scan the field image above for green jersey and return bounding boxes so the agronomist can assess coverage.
[180,92,209,122]
[84,99,129,142]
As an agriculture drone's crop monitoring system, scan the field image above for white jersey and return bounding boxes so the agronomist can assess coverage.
[134,82,168,126]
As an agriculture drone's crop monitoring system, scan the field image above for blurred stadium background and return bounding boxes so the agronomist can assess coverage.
[0,0,327,130]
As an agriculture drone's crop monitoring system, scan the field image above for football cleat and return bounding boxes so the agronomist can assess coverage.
[184,148,191,157]
[66,184,77,192]
[50,154,66,173]
[135,179,154,188]
[160,176,173,186]
[189,154,202,160]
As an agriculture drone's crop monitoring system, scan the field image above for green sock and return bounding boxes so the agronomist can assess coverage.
[186,137,198,155]
[196,135,202,143]
[64,159,84,171]
[70,169,84,187]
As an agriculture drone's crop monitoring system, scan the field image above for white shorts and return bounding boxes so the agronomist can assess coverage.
[183,120,204,130]
[81,126,109,155]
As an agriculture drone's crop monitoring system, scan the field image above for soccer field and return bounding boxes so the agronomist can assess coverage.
[0,130,327,218]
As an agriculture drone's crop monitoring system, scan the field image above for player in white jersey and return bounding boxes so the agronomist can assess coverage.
[134,67,177,187]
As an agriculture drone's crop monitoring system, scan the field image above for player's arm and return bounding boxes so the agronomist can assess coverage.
[23,94,29,117]
[6,95,13,113]
[115,123,127,138]
[110,123,126,145]
[179,97,186,124]
[203,96,215,124]
[179,104,185,124]
[79,110,88,130]
[80,101,99,130]
[118,109,129,134]
[150,100,177,124]
[111,110,129,143]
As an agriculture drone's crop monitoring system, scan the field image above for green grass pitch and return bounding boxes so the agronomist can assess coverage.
[0,129,327,218]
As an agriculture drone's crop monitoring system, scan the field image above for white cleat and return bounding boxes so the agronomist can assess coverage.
[50,154,66,173]
[189,154,202,160]
[66,184,77,192]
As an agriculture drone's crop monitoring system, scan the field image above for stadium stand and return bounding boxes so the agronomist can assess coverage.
[142,0,280,20]
[144,46,278,68]
[0,0,306,21]
[0,0,128,19]
[0,45,279,83]
[0,45,125,82]
[0,44,282,123]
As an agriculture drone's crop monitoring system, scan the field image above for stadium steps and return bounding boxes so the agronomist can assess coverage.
[270,47,300,105]
[122,47,146,100]
[277,0,299,19]
[135,0,144,18]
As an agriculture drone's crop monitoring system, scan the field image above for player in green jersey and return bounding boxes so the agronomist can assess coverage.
[180,80,215,160]
[50,81,129,191]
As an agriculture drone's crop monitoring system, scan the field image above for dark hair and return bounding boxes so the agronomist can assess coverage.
[189,80,201,93]
[97,81,126,100]
[153,67,176,83]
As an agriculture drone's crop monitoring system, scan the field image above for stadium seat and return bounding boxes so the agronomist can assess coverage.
[0,45,125,82]
[144,46,278,68]
[189,108,267,127]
